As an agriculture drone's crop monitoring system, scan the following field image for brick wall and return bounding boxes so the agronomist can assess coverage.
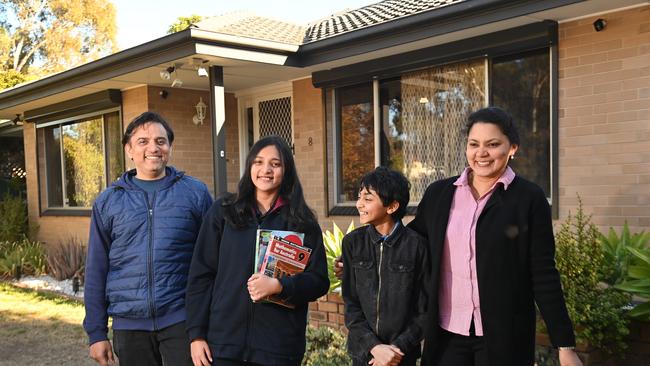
[309,293,346,330]
[146,86,214,192]
[558,5,650,232]
[292,78,327,221]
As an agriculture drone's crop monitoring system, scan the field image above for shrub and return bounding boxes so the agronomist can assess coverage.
[46,236,86,281]
[0,239,47,279]
[302,326,351,366]
[323,222,355,293]
[554,199,630,354]
[614,246,650,321]
[599,223,650,286]
[0,243,24,279]
[0,192,28,242]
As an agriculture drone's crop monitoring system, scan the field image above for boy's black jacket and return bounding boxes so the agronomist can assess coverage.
[185,198,329,366]
[342,223,430,362]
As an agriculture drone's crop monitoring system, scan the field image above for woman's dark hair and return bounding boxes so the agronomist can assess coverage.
[359,166,410,221]
[223,135,317,230]
[122,111,175,146]
[465,107,520,145]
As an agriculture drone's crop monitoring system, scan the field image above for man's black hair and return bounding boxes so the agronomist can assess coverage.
[359,166,411,221]
[121,111,175,146]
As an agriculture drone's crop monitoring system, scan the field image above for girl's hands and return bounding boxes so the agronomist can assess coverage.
[247,273,282,301]
[190,339,212,366]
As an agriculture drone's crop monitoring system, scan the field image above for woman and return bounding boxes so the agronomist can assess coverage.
[408,107,582,366]
[185,135,329,366]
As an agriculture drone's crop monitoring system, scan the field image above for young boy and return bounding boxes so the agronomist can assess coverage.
[342,166,430,366]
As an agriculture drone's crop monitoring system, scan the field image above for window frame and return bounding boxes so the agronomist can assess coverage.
[325,47,557,217]
[36,107,123,216]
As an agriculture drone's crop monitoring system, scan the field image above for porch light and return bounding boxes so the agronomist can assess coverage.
[197,66,209,77]
[193,97,207,125]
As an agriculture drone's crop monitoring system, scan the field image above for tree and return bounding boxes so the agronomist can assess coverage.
[167,15,202,34]
[0,0,117,76]
[0,68,29,89]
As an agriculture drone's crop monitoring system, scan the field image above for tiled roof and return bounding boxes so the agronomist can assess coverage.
[195,0,467,46]
[303,0,467,43]
[194,11,307,46]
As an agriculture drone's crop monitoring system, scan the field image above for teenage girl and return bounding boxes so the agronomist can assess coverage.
[185,135,329,366]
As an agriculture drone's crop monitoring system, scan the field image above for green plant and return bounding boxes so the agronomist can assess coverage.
[0,192,28,242]
[0,239,46,279]
[0,244,25,279]
[615,246,650,321]
[554,199,630,354]
[302,326,351,366]
[46,236,86,281]
[599,223,650,285]
[20,239,47,275]
[323,221,355,293]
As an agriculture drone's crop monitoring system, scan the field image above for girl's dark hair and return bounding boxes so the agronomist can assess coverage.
[122,111,175,146]
[223,135,318,230]
[359,166,410,221]
[465,107,520,145]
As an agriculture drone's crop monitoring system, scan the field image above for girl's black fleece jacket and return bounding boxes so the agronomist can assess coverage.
[185,198,329,366]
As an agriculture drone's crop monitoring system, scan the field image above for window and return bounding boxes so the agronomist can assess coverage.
[492,50,550,197]
[326,51,551,212]
[37,110,123,211]
[338,83,374,201]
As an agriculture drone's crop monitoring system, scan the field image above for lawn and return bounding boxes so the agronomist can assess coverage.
[0,282,95,366]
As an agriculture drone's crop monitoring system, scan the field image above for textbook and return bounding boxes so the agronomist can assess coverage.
[258,235,312,308]
[254,229,304,273]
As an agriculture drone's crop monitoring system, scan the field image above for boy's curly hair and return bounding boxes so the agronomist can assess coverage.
[359,166,410,221]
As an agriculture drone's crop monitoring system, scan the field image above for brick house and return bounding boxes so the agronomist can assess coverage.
[0,0,648,331]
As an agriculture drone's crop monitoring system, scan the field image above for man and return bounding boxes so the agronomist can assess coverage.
[83,112,213,366]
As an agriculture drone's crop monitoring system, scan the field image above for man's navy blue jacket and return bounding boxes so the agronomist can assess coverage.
[83,167,213,345]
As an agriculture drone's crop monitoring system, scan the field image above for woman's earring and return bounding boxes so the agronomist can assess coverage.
[510,154,515,160]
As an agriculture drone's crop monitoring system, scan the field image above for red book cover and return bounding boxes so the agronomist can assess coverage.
[259,236,312,308]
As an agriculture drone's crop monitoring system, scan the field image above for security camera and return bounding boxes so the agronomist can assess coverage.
[593,18,606,32]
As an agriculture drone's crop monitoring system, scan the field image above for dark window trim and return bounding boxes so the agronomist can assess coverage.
[322,88,331,217]
[34,102,123,217]
[551,44,559,219]
[25,89,121,124]
[41,209,92,217]
[312,21,557,89]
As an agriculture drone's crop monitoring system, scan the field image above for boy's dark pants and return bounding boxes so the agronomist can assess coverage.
[112,321,192,366]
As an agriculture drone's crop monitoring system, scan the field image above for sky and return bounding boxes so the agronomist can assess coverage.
[112,0,379,50]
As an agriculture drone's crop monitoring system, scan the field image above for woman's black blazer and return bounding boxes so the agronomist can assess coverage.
[408,175,576,366]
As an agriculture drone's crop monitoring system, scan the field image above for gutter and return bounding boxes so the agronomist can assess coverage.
[295,0,585,65]
[0,30,196,110]
[0,28,300,110]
